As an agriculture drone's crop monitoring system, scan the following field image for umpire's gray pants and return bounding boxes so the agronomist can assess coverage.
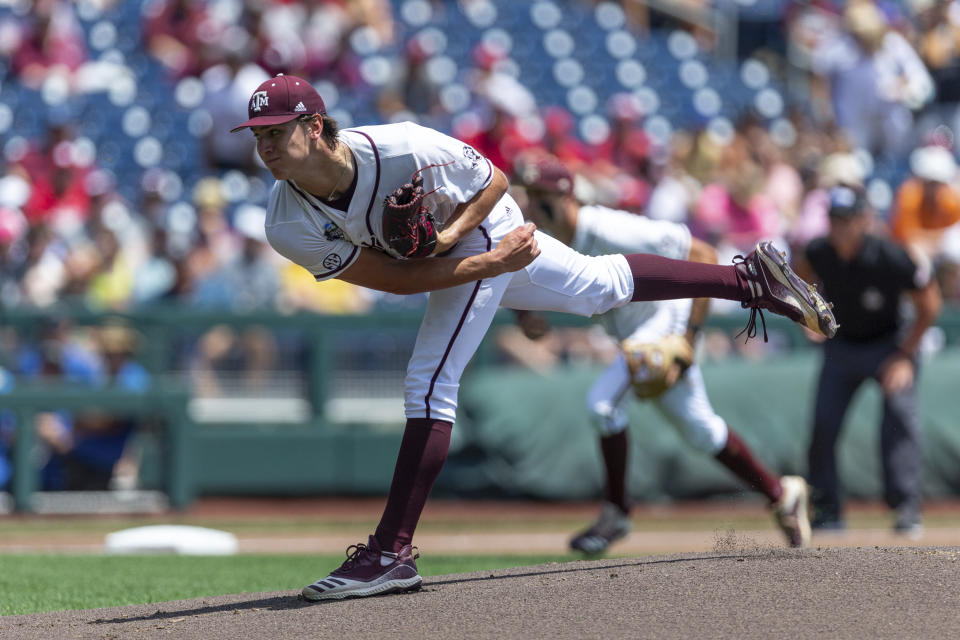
[807,337,923,518]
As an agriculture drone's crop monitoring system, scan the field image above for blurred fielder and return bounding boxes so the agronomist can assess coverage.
[514,152,811,552]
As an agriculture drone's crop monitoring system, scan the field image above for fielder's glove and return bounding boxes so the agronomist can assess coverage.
[622,334,694,399]
[381,172,438,259]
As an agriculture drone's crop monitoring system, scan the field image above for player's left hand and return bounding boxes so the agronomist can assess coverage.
[879,352,914,394]
[492,222,540,272]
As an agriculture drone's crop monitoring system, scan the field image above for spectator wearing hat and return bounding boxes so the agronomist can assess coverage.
[3,0,88,90]
[890,144,960,258]
[810,0,933,159]
[790,152,867,251]
[794,185,942,536]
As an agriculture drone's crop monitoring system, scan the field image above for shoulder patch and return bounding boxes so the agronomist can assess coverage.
[463,145,481,169]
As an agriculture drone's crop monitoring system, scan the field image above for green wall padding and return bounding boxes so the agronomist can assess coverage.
[446,349,960,503]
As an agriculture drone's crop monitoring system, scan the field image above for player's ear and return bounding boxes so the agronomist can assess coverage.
[304,114,324,140]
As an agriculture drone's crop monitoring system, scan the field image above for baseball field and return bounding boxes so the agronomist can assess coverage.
[2,497,960,638]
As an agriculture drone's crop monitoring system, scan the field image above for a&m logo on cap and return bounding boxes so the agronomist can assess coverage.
[250,91,269,113]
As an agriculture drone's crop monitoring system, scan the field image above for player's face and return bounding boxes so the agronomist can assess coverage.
[251,120,309,180]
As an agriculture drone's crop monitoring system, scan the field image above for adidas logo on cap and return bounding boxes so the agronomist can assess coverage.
[294,102,307,112]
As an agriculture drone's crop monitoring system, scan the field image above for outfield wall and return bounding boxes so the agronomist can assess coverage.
[3,308,959,511]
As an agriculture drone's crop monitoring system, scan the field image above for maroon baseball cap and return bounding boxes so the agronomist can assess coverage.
[515,153,574,196]
[230,74,326,133]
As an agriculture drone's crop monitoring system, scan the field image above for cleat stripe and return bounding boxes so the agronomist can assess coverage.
[319,581,336,589]
[306,584,324,592]
[329,578,346,586]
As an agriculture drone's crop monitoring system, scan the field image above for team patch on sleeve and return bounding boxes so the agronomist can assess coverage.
[312,245,358,281]
[462,145,481,169]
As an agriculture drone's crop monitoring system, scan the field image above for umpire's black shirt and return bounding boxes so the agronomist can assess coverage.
[805,234,920,342]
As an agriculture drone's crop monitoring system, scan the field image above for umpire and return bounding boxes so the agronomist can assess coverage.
[795,185,941,535]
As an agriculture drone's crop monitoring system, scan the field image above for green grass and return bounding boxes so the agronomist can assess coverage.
[0,553,574,617]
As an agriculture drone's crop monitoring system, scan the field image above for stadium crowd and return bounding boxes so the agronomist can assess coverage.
[2,0,960,492]
[1,0,959,318]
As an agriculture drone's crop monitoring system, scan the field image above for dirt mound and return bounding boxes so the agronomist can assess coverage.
[4,547,960,639]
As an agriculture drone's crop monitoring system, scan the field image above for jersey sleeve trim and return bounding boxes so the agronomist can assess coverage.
[352,130,382,239]
[281,181,361,281]
[312,244,360,281]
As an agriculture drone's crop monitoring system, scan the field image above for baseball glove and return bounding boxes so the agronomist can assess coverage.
[381,172,438,259]
[621,334,694,399]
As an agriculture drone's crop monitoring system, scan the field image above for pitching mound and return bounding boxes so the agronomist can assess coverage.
[4,546,960,639]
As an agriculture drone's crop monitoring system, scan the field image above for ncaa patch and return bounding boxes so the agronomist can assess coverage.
[324,222,344,241]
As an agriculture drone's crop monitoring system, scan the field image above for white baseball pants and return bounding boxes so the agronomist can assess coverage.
[404,194,634,422]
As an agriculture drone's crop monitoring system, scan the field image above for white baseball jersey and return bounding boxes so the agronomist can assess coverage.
[266,122,495,279]
[261,122,636,422]
[572,205,727,453]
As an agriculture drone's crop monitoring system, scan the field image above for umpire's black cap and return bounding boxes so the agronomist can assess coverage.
[827,185,868,219]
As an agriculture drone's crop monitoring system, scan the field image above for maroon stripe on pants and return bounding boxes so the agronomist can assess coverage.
[423,225,492,419]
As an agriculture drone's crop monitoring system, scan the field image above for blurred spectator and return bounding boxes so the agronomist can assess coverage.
[178,177,242,305]
[131,226,177,306]
[1,0,88,89]
[11,122,94,227]
[253,0,379,84]
[32,323,152,491]
[809,1,933,159]
[455,43,538,173]
[749,120,805,236]
[889,143,960,257]
[200,48,270,173]
[0,205,29,307]
[540,106,591,169]
[790,151,867,250]
[142,0,213,80]
[693,126,781,252]
[377,34,445,124]
[590,93,653,212]
[889,142,960,302]
[192,204,280,311]
[278,262,375,314]
[644,132,700,224]
[82,227,136,310]
[18,222,68,308]
[911,0,960,138]
[594,92,651,179]
[189,324,277,398]
[0,366,13,492]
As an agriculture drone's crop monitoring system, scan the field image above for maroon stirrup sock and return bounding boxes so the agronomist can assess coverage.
[714,429,782,503]
[625,253,750,303]
[375,418,453,553]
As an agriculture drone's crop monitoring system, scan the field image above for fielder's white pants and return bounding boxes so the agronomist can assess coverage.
[586,357,729,454]
[404,195,634,422]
